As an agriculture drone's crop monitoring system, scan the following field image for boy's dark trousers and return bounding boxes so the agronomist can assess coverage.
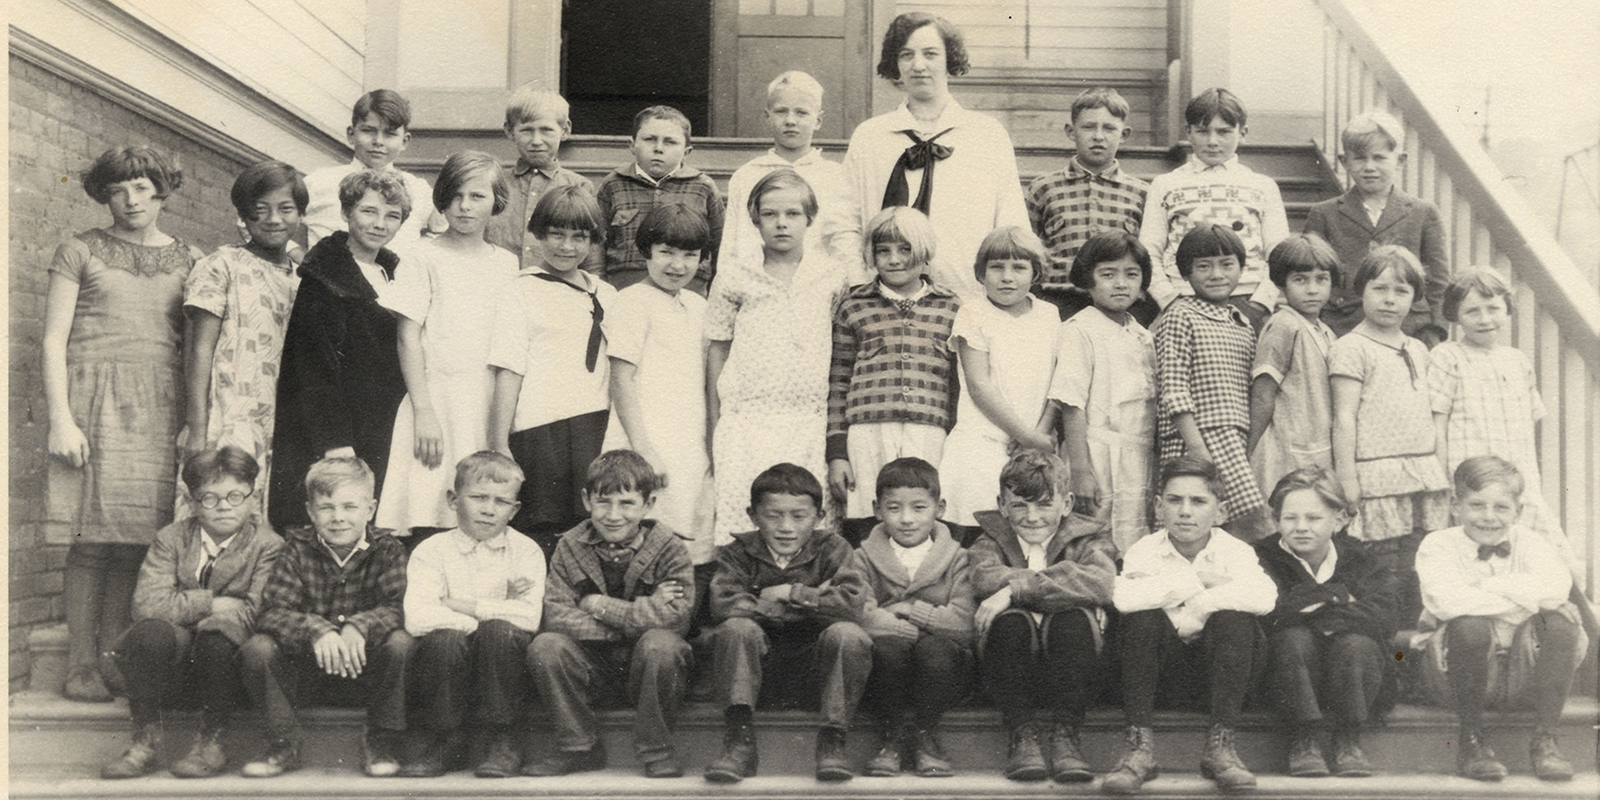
[1445,611,1581,729]
[408,620,536,731]
[239,629,414,741]
[868,632,971,728]
[117,619,242,730]
[1119,609,1260,727]
[983,608,1099,729]
[528,629,692,763]
[1268,626,1386,728]
[706,617,872,729]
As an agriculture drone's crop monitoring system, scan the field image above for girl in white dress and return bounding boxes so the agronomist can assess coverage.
[377,151,519,532]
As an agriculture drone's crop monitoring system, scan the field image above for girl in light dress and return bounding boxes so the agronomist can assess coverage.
[377,151,519,533]
[44,146,202,701]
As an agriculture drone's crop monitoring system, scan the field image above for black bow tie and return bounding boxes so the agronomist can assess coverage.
[1477,541,1510,560]
[529,271,604,372]
[882,128,955,215]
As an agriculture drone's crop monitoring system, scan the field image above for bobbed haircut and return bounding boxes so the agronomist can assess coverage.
[585,449,665,499]
[453,450,525,493]
[1342,110,1404,157]
[337,169,412,222]
[351,89,412,130]
[767,71,825,106]
[1453,455,1525,499]
[1442,267,1513,323]
[503,84,572,131]
[999,450,1072,505]
[305,456,375,500]
[749,462,825,513]
[1185,87,1248,129]
[1174,223,1248,278]
[1267,233,1341,288]
[434,150,509,215]
[632,105,693,143]
[1266,466,1350,518]
[230,160,307,221]
[181,445,260,496]
[863,206,936,269]
[747,168,818,226]
[1158,455,1227,504]
[972,226,1048,285]
[876,11,970,81]
[1351,244,1426,299]
[1069,230,1152,291]
[635,202,711,256]
[1070,87,1131,123]
[82,146,184,204]
[875,456,941,501]
[528,183,604,239]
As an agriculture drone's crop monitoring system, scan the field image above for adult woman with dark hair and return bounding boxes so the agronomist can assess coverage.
[842,11,1029,302]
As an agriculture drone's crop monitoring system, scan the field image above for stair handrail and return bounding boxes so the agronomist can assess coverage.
[1314,0,1600,365]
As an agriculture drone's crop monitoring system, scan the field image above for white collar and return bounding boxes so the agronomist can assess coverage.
[320,533,370,567]
[889,98,966,133]
[451,527,509,554]
[633,163,680,186]
[1278,537,1338,583]
[1183,154,1242,173]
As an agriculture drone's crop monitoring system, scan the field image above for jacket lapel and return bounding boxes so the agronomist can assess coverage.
[1335,189,1376,235]
[1371,191,1413,236]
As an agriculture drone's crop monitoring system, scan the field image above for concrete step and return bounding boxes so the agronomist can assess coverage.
[8,767,1599,800]
[12,692,1597,780]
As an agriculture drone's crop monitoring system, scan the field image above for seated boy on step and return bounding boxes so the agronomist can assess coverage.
[701,462,870,784]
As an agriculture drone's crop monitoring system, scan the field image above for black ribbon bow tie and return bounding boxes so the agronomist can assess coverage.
[882,127,955,215]
[1477,541,1510,560]
[529,272,604,372]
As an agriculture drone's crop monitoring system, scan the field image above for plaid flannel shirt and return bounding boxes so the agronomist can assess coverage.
[254,526,407,651]
[594,165,725,287]
[826,279,961,461]
[542,519,696,641]
[1026,159,1149,290]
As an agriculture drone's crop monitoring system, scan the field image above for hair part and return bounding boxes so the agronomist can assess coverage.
[767,71,825,106]
[1352,244,1425,299]
[181,445,261,496]
[1185,87,1248,129]
[305,456,375,500]
[1069,229,1152,291]
[876,11,970,82]
[747,168,819,226]
[453,450,525,493]
[875,457,941,501]
[528,183,604,239]
[972,226,1048,285]
[504,84,572,131]
[1342,110,1404,157]
[749,462,825,513]
[1158,456,1227,503]
[635,202,712,256]
[338,169,413,222]
[82,146,184,204]
[230,160,307,221]
[632,105,693,144]
[585,450,665,499]
[1442,267,1513,323]
[1175,223,1248,278]
[1266,466,1351,518]
[1453,455,1525,499]
[352,89,412,130]
[434,150,510,216]
[999,451,1071,504]
[863,206,936,270]
[1071,87,1131,123]
[1267,233,1341,288]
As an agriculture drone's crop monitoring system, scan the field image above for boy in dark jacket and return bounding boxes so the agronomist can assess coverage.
[702,463,871,784]
[971,451,1117,783]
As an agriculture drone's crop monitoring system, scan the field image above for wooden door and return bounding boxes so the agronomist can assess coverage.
[710,0,872,139]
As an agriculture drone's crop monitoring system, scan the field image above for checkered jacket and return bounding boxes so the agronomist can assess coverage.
[1026,159,1149,290]
[254,526,407,651]
[594,165,725,287]
[826,280,962,461]
[542,519,696,641]
[1152,296,1256,437]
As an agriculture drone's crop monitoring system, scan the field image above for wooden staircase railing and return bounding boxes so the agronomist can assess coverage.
[1314,0,1600,600]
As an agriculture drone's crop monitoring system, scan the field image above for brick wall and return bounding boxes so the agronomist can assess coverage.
[8,54,254,691]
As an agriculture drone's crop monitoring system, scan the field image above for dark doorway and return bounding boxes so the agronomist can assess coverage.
[562,0,712,137]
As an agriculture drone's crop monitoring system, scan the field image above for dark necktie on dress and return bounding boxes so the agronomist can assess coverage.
[1477,541,1510,561]
[529,272,605,372]
[881,128,955,215]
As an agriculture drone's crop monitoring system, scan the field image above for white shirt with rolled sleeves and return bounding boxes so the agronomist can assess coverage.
[1114,528,1276,642]
[403,527,546,636]
[1416,524,1573,650]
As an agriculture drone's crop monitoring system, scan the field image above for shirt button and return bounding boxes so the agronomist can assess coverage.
[337,615,347,623]
[902,353,913,362]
